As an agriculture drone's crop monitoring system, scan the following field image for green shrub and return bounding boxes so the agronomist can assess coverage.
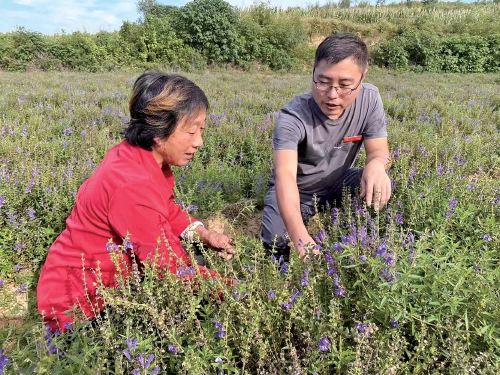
[177,0,241,64]
[47,32,108,72]
[485,34,500,72]
[372,39,409,71]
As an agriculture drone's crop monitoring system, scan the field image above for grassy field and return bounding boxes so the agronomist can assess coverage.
[0,69,499,373]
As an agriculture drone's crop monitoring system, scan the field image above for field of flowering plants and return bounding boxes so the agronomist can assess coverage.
[0,69,499,374]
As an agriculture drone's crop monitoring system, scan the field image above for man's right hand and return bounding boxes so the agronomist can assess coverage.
[292,234,318,259]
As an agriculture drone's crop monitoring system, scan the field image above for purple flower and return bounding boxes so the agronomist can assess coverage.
[26,207,36,220]
[332,242,343,252]
[317,337,330,352]
[214,319,226,339]
[144,354,154,369]
[327,266,338,275]
[123,350,132,361]
[316,229,326,243]
[0,194,5,209]
[127,338,138,352]
[131,370,140,375]
[215,357,225,364]
[233,291,248,301]
[449,198,458,209]
[390,320,399,328]
[359,255,367,263]
[0,280,4,287]
[334,288,346,297]
[324,251,334,265]
[356,322,373,338]
[0,349,10,373]
[48,343,57,354]
[268,288,275,299]
[290,289,301,303]
[395,212,403,225]
[15,283,27,294]
[380,269,394,283]
[358,226,367,246]
[331,208,339,225]
[244,263,255,272]
[137,353,153,369]
[332,274,341,287]
[150,368,160,375]
[186,204,198,212]
[384,252,395,267]
[13,243,25,252]
[483,234,492,242]
[279,262,289,274]
[13,265,23,272]
[168,344,178,355]
[301,268,309,287]
[281,302,292,311]
[123,239,133,252]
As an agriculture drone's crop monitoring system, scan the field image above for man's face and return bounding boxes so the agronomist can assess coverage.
[311,58,366,120]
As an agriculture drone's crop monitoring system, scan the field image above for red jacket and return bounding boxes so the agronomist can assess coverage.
[37,140,210,331]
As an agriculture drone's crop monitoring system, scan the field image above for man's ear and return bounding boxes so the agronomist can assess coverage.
[362,68,368,80]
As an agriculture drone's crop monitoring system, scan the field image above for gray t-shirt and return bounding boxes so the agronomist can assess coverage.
[270,83,387,197]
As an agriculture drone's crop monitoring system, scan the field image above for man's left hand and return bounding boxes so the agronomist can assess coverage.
[360,159,391,211]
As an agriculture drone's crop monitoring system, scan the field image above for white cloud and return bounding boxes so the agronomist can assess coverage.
[12,0,40,5]
[4,0,137,34]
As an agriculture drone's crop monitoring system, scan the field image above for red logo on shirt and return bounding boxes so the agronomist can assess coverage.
[343,135,362,143]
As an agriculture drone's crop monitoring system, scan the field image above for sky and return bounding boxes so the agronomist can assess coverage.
[0,0,336,35]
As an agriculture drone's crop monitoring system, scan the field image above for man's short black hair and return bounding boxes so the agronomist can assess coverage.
[314,33,369,72]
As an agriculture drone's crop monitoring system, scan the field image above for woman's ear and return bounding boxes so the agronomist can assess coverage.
[153,137,162,147]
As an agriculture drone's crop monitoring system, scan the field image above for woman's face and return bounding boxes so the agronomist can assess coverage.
[152,109,206,167]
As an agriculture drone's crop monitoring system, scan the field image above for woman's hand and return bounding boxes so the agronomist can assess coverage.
[196,226,234,260]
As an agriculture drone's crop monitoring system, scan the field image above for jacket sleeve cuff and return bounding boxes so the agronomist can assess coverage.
[180,221,204,242]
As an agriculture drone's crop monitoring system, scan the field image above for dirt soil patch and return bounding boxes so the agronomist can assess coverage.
[0,284,28,329]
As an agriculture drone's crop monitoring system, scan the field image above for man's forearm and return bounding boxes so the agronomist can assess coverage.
[275,176,309,248]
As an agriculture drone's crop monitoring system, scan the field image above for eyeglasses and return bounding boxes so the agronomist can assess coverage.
[312,68,363,96]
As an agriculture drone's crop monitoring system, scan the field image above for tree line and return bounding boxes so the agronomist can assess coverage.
[0,0,498,73]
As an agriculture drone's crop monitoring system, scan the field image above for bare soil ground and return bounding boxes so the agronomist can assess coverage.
[0,284,28,329]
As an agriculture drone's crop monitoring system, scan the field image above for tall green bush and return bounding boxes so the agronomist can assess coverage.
[177,0,242,64]
[372,32,497,73]
[0,27,48,71]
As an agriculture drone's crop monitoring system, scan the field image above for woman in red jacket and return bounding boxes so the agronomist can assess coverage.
[37,71,234,332]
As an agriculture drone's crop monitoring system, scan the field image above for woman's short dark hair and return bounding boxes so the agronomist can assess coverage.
[314,33,369,72]
[124,70,209,150]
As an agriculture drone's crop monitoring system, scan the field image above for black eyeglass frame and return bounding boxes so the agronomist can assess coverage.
[312,67,364,96]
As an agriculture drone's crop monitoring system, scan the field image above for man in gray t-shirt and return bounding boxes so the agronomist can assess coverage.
[261,33,392,258]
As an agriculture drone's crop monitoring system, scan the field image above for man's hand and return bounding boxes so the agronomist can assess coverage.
[196,226,234,260]
[292,234,316,258]
[360,158,391,211]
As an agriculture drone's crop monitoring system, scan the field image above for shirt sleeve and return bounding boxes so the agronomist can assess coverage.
[362,90,388,140]
[108,182,225,283]
[272,110,305,151]
[108,182,191,271]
